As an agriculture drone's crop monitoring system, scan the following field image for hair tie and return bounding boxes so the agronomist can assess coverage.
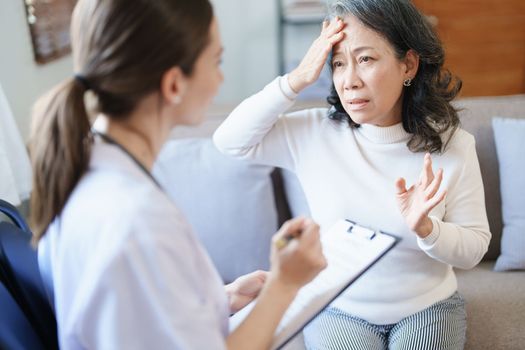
[74,74,91,91]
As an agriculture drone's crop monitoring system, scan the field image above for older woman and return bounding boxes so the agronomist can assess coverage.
[214,0,490,348]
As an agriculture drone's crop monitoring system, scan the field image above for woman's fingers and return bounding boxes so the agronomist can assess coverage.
[419,153,435,188]
[328,31,345,45]
[323,16,344,37]
[425,168,443,199]
[271,217,326,288]
[273,217,305,245]
[300,220,326,269]
[319,17,344,52]
[282,217,306,235]
[426,189,447,213]
[395,177,407,195]
[300,219,321,246]
[288,17,344,93]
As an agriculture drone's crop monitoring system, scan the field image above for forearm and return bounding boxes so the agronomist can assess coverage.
[418,217,491,269]
[418,135,492,269]
[213,76,295,160]
[226,278,298,350]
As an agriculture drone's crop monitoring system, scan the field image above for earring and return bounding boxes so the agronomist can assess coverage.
[403,78,412,87]
[172,95,182,105]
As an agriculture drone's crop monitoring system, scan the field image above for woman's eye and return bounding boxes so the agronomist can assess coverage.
[332,61,344,69]
[359,56,372,64]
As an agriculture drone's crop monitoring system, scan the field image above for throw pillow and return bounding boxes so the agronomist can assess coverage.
[153,138,278,283]
[492,117,525,271]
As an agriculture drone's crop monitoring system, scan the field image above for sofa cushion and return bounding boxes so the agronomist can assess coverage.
[456,262,525,349]
[153,138,278,283]
[454,94,525,260]
[492,118,525,271]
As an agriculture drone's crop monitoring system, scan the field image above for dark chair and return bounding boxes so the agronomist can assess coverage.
[0,281,46,350]
[0,199,59,349]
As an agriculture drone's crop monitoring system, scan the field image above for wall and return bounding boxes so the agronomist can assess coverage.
[211,0,281,108]
[1,0,301,140]
[213,0,324,104]
[0,0,73,141]
[6,1,522,139]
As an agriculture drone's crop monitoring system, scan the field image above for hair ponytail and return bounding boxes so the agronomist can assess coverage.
[30,79,91,242]
[30,0,213,242]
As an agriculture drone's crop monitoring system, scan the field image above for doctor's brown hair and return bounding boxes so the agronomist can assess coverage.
[30,0,213,242]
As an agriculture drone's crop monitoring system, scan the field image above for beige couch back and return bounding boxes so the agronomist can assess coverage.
[454,94,525,260]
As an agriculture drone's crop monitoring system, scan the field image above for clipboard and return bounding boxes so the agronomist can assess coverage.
[229,219,400,350]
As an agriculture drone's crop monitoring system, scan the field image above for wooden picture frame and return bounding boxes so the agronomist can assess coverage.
[24,0,77,65]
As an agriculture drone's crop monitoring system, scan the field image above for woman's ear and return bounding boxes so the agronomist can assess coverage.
[404,49,420,78]
[160,66,187,105]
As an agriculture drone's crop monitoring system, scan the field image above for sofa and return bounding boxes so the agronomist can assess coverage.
[153,95,525,350]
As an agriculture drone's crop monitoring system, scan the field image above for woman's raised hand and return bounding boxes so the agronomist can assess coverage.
[288,17,345,94]
[269,217,326,291]
[395,153,447,238]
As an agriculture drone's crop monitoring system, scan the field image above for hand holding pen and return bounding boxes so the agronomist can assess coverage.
[269,217,327,291]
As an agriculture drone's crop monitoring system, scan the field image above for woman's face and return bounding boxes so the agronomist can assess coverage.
[331,15,416,127]
[178,16,224,125]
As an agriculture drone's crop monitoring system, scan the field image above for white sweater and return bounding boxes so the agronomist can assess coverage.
[214,76,491,325]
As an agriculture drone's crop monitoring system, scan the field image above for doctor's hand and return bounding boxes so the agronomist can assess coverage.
[288,17,345,94]
[226,270,268,314]
[269,217,326,292]
[395,153,447,238]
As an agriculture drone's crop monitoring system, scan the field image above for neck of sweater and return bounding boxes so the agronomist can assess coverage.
[357,122,411,144]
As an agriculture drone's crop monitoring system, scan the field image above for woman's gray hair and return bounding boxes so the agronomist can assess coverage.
[325,0,462,154]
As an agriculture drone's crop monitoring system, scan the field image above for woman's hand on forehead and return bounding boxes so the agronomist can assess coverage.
[287,17,345,93]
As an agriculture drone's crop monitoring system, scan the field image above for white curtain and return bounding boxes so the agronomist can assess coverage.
[0,83,32,205]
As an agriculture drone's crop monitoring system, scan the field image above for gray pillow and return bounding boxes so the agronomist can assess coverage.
[153,138,278,283]
[492,117,525,271]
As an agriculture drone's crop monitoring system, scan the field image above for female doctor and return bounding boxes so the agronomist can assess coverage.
[30,0,326,349]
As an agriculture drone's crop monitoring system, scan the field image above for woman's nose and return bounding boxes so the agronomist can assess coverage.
[343,66,363,90]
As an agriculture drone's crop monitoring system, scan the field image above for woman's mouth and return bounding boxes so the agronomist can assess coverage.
[345,99,369,111]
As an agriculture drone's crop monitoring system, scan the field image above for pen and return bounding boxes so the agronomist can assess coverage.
[275,217,311,249]
[275,234,296,250]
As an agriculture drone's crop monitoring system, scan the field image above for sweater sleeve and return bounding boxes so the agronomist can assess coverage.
[213,76,299,171]
[417,136,491,269]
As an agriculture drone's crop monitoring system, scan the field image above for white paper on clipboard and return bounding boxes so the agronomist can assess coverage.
[229,219,400,350]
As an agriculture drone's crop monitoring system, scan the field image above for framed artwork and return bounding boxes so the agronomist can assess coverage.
[23,0,77,64]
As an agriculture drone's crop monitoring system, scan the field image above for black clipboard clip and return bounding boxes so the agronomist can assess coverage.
[345,220,377,240]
